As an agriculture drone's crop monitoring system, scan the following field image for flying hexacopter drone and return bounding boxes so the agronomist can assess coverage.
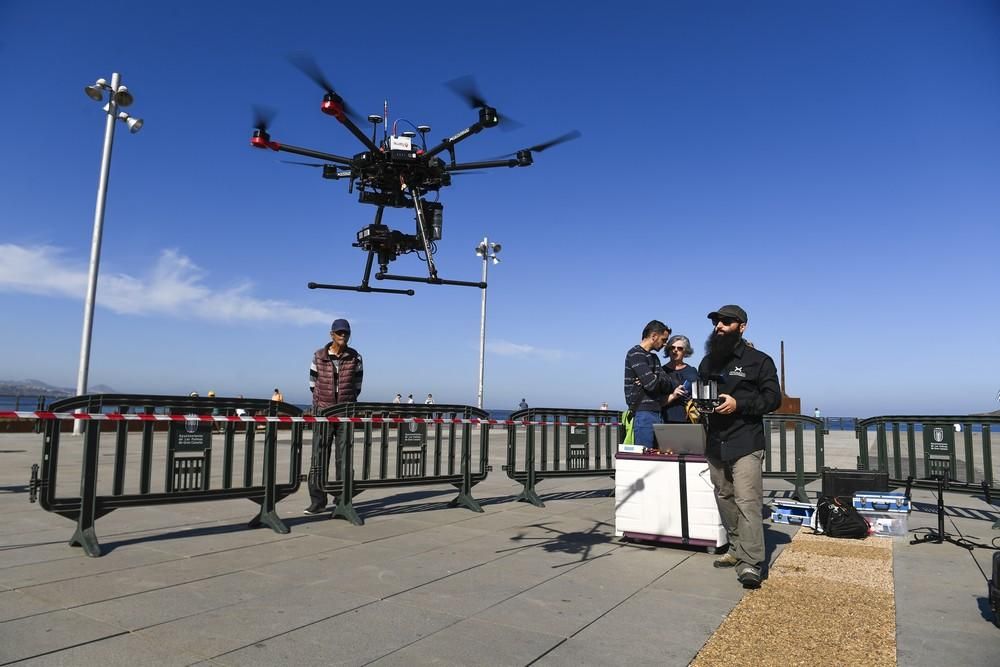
[251,55,580,296]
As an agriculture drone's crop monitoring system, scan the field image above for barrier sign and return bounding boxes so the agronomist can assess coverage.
[169,414,213,452]
[568,425,588,446]
[400,421,427,446]
[923,424,955,478]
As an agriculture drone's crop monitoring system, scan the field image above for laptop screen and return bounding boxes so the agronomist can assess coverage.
[652,423,707,455]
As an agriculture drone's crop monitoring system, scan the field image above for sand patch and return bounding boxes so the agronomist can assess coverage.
[691,531,895,667]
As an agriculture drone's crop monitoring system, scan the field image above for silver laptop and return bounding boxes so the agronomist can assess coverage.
[653,423,707,455]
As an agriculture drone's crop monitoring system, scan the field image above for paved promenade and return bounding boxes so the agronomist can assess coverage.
[0,430,997,665]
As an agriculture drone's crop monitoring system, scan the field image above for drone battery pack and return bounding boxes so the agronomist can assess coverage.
[389,136,412,151]
[821,468,889,501]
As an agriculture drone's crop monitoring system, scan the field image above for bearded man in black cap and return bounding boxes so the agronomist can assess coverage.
[698,305,781,588]
[305,318,363,515]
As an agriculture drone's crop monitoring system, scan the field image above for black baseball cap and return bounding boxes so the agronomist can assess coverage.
[707,305,748,323]
[330,318,351,333]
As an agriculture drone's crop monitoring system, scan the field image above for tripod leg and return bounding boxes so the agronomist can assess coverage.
[935,475,945,544]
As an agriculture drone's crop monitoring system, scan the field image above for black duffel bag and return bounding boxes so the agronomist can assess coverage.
[815,496,870,539]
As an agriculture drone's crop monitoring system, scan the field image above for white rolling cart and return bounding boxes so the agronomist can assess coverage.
[614,452,727,552]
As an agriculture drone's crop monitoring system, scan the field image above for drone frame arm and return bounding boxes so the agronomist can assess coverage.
[446,159,521,171]
[329,112,381,154]
[262,141,354,166]
[424,118,491,160]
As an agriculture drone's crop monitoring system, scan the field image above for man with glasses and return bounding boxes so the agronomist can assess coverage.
[699,305,781,589]
[305,318,364,515]
[624,320,675,448]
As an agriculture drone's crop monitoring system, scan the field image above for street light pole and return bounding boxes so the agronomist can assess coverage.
[475,238,501,410]
[75,73,143,434]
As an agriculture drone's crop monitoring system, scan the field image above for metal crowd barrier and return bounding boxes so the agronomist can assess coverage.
[857,415,997,493]
[762,414,825,501]
[505,407,618,507]
[31,394,303,557]
[316,402,491,525]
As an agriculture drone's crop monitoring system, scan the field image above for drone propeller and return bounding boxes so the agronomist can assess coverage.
[444,75,522,131]
[288,52,363,123]
[252,105,277,132]
[445,75,489,110]
[492,130,581,159]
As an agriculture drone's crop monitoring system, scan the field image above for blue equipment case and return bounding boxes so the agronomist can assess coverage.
[852,492,911,513]
[770,499,816,526]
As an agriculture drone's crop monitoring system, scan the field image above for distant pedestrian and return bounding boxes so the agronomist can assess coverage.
[425,393,434,405]
[407,394,414,404]
[624,320,673,447]
[305,319,363,516]
[207,390,219,431]
[272,388,283,402]
[600,402,609,411]
[518,398,528,410]
[393,393,402,404]
[813,407,821,419]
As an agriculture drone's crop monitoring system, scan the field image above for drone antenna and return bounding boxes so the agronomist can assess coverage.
[383,99,388,143]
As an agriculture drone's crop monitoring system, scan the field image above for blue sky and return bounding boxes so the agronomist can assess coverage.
[1,1,998,415]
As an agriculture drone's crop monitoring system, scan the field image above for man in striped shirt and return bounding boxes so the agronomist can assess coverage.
[624,320,674,448]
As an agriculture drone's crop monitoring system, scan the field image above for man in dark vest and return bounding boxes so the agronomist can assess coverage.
[305,318,363,515]
[699,305,781,589]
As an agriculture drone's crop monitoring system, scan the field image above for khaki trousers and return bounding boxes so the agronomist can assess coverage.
[707,449,764,568]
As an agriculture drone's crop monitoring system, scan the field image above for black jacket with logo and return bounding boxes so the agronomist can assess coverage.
[698,339,781,462]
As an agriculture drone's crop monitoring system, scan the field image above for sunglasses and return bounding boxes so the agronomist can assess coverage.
[332,330,349,336]
[669,346,686,351]
[712,317,739,326]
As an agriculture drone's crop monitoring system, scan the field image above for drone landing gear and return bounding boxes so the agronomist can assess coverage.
[307,196,487,296]
[376,272,485,289]
[308,248,415,296]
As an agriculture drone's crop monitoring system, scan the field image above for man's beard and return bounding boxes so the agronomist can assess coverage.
[704,329,740,364]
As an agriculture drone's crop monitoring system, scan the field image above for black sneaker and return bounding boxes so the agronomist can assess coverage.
[302,504,326,516]
[737,565,762,589]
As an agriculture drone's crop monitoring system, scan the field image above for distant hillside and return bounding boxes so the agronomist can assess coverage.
[0,379,118,396]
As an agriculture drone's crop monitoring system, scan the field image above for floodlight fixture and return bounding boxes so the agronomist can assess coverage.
[84,84,104,101]
[113,85,134,107]
[118,112,143,133]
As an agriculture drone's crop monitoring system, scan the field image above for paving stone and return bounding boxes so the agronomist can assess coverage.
[0,609,124,664]
[213,601,463,666]
[369,617,563,666]
[72,569,290,630]
[13,630,203,666]
[137,581,377,659]
[0,589,60,622]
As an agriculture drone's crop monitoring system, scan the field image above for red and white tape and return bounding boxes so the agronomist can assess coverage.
[0,411,619,428]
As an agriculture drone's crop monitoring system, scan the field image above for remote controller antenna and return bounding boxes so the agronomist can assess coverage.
[383,99,388,143]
